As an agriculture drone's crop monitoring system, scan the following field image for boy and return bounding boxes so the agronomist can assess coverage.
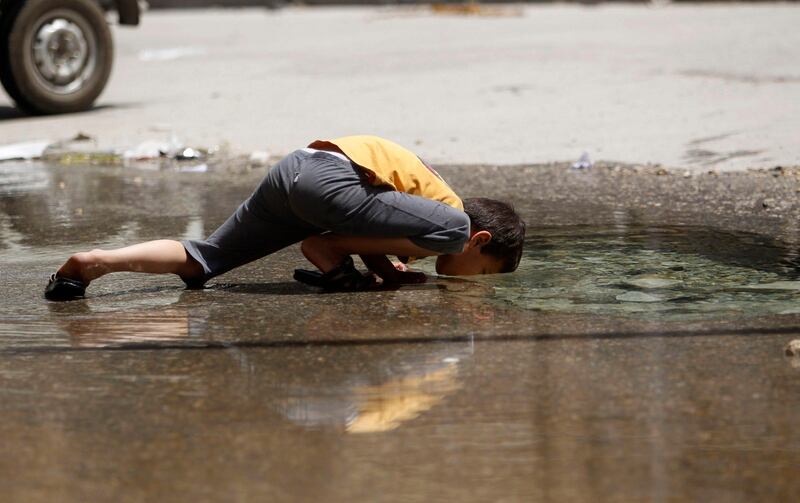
[44,135,525,300]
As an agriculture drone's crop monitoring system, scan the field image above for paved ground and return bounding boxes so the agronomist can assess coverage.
[2,160,800,501]
[1,4,799,170]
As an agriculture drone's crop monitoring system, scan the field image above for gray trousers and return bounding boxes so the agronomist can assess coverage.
[182,150,470,283]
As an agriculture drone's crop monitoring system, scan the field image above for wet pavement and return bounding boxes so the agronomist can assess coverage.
[2,161,800,501]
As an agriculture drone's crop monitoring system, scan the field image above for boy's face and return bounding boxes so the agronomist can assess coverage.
[434,231,504,276]
[435,251,503,276]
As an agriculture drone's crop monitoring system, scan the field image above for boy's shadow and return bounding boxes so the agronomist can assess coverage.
[207,281,317,296]
[44,278,471,314]
[216,280,452,296]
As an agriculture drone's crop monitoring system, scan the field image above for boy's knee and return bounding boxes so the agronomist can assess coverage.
[452,210,471,237]
[444,210,471,250]
[177,254,205,283]
[410,211,471,255]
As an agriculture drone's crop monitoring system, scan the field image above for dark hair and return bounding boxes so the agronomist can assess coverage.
[463,198,526,273]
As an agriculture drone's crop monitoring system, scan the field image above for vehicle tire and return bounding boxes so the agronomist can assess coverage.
[4,0,113,114]
[0,0,27,107]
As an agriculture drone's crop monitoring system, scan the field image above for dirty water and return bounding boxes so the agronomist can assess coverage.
[487,226,800,320]
[1,161,800,502]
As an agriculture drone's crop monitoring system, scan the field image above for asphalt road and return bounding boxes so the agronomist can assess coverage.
[1,4,799,170]
[2,158,800,502]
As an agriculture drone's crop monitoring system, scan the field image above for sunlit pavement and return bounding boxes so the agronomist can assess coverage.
[1,4,799,170]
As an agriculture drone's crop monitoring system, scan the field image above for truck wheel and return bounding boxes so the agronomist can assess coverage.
[3,0,113,114]
[0,1,25,107]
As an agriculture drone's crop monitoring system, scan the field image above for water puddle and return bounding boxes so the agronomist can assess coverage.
[3,163,800,501]
[2,162,799,347]
[485,226,800,320]
[271,342,471,434]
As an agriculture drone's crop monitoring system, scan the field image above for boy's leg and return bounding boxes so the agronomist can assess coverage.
[54,150,320,290]
[57,239,202,286]
[288,154,470,255]
[181,151,321,284]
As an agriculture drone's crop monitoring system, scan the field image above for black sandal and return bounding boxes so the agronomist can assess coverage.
[294,257,375,291]
[44,274,86,301]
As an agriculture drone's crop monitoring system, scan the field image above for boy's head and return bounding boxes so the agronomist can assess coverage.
[435,198,526,276]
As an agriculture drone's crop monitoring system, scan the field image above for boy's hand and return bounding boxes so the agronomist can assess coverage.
[380,268,427,285]
[302,235,436,272]
[362,254,426,285]
[300,235,435,287]
[389,261,427,283]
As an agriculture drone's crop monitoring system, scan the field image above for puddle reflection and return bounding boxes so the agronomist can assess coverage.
[489,226,800,320]
[49,295,472,434]
[0,162,256,256]
[57,308,199,347]
[277,351,466,434]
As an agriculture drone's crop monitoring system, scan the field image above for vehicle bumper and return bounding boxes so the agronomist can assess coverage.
[115,0,139,26]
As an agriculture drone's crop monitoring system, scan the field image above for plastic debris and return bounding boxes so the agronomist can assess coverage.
[0,140,52,161]
[124,140,167,160]
[571,152,593,170]
[249,150,271,167]
[122,133,182,161]
[785,340,800,357]
[175,147,203,161]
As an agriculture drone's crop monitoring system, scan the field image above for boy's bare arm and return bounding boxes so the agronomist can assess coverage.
[301,235,435,283]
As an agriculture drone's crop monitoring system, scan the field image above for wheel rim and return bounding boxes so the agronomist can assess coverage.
[30,11,98,95]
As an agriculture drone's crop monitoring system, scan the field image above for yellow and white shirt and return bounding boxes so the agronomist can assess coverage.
[308,135,463,211]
